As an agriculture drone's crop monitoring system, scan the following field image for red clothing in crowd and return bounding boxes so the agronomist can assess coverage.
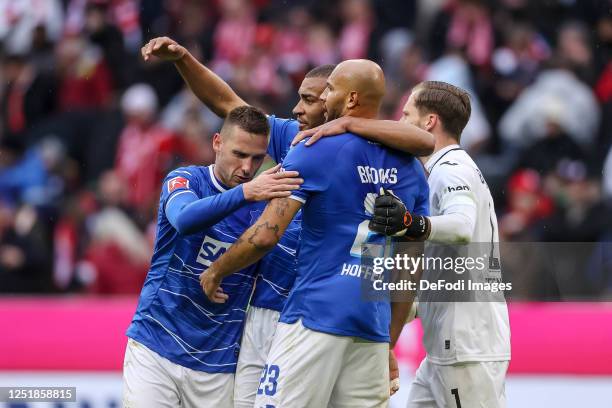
[114,123,178,210]
[213,15,256,64]
[84,241,148,295]
[596,62,612,103]
[59,59,113,112]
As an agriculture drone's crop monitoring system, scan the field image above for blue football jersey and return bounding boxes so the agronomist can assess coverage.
[126,165,263,373]
[250,211,301,311]
[280,134,429,342]
[250,115,302,312]
[267,115,299,165]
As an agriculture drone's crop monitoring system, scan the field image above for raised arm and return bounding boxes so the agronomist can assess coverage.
[142,36,246,118]
[200,197,302,302]
[291,116,435,156]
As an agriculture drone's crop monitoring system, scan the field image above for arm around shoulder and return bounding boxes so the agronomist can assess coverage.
[346,118,435,156]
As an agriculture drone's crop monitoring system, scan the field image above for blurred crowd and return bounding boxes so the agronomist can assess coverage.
[0,0,610,297]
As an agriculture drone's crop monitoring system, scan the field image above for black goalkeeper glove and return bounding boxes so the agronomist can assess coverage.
[368,189,431,240]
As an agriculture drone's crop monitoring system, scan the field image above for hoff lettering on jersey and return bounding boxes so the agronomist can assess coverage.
[168,176,190,193]
[357,166,398,184]
[197,235,233,267]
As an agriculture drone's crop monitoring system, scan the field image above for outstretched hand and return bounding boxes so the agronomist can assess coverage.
[141,36,187,62]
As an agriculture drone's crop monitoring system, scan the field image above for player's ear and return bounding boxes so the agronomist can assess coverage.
[424,114,437,132]
[347,91,358,109]
[212,132,222,153]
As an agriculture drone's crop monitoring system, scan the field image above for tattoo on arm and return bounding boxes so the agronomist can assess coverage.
[274,198,290,217]
[247,221,280,250]
[209,197,300,279]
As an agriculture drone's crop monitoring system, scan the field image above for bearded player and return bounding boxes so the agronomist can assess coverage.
[200,60,429,407]
[142,37,434,406]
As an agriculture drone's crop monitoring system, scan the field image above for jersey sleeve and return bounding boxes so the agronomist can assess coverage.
[433,164,478,213]
[161,167,200,210]
[428,164,478,243]
[280,140,333,203]
[162,167,249,235]
[267,115,300,164]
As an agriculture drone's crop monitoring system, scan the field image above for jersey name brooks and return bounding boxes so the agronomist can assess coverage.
[279,133,429,342]
[357,166,398,184]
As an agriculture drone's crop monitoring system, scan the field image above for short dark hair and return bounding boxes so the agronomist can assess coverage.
[222,105,270,137]
[412,81,471,141]
[305,64,337,79]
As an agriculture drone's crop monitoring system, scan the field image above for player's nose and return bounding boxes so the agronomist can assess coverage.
[241,158,254,175]
[320,88,329,102]
[292,101,304,116]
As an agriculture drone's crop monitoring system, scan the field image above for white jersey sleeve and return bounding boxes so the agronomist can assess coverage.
[428,166,478,243]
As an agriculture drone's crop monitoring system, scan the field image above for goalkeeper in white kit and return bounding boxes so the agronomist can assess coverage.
[369,81,511,408]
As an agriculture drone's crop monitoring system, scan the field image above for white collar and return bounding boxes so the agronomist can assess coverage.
[424,144,461,173]
[208,165,228,193]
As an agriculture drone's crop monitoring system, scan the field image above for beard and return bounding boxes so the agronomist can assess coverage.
[324,106,341,122]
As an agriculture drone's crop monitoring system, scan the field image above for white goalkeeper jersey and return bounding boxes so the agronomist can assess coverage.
[418,144,511,365]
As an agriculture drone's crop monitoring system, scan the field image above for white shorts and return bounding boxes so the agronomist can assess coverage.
[406,358,508,408]
[122,338,234,408]
[254,320,389,408]
[234,306,281,408]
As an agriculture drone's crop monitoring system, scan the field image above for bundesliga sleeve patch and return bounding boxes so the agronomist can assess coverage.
[167,176,189,193]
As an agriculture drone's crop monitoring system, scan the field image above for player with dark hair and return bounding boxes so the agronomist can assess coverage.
[142,36,434,406]
[200,60,430,407]
[122,105,303,407]
[369,81,511,408]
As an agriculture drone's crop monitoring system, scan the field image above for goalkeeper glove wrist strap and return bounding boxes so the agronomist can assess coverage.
[403,213,431,240]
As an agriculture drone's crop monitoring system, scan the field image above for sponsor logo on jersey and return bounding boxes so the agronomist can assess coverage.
[447,185,470,192]
[357,166,398,184]
[168,176,189,192]
[196,235,232,267]
[439,161,458,166]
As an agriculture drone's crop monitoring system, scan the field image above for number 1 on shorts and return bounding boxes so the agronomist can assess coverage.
[451,388,462,408]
